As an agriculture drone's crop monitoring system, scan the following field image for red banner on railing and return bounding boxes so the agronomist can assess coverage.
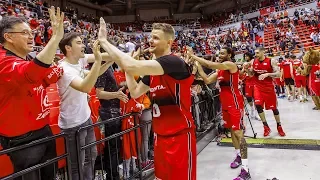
[260,7,275,16]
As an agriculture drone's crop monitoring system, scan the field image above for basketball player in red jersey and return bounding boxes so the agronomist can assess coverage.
[244,47,286,137]
[188,47,251,180]
[292,56,308,102]
[280,54,295,101]
[98,18,196,180]
[241,52,260,120]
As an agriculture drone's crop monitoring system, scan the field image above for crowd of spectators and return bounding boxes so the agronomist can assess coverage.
[0,0,318,59]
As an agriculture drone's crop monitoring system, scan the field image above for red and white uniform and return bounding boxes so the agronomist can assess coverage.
[217,69,244,131]
[293,59,307,88]
[0,47,63,137]
[280,59,293,79]
[252,57,278,110]
[120,93,144,161]
[142,55,196,180]
[309,64,320,96]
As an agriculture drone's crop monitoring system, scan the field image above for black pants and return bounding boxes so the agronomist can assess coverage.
[100,108,122,180]
[0,125,57,180]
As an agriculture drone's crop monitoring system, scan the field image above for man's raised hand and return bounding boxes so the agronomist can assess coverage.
[93,40,102,62]
[48,6,64,40]
[98,17,107,42]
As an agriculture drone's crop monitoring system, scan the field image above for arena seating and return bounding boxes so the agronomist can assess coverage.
[264,18,320,56]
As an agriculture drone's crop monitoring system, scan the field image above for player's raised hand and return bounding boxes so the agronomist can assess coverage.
[98,17,107,42]
[48,6,64,40]
[93,40,102,62]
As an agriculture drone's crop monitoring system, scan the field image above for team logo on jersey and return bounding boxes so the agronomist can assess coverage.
[150,85,166,93]
[33,85,51,120]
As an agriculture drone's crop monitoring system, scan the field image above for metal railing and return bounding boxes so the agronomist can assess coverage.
[0,132,72,180]
[0,90,221,180]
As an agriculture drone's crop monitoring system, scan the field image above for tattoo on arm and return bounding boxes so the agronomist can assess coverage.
[268,59,281,78]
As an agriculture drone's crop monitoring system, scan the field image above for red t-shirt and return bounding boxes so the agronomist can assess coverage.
[0,47,55,137]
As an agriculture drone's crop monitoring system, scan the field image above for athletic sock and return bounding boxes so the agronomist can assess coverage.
[235,149,241,157]
[277,122,281,127]
[263,122,269,127]
[241,159,249,171]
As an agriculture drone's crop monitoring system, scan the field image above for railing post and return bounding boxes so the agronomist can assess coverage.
[64,134,73,180]
[133,113,143,180]
[76,131,84,180]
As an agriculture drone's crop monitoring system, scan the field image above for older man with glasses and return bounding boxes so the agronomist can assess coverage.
[0,7,64,180]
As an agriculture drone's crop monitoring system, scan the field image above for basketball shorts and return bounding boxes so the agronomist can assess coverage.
[284,78,295,86]
[254,86,278,110]
[244,84,254,98]
[295,78,307,88]
[274,78,284,86]
[154,131,196,180]
[222,107,243,131]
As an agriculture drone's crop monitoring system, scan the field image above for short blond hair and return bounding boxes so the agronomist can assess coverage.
[152,23,175,40]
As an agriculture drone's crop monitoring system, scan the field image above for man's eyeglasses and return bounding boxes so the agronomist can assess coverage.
[6,31,35,37]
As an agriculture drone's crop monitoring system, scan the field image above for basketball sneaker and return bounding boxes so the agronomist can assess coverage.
[230,155,242,169]
[263,125,271,137]
[233,168,251,180]
[277,126,286,137]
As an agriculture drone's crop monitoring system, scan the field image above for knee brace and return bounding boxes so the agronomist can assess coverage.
[272,109,280,115]
[255,105,264,114]
[246,97,253,103]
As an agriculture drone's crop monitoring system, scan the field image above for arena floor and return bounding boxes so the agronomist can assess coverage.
[197,97,320,180]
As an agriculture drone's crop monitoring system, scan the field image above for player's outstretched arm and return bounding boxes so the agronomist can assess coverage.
[36,7,64,65]
[98,18,164,76]
[196,62,218,84]
[86,53,112,63]
[125,72,150,99]
[189,54,237,72]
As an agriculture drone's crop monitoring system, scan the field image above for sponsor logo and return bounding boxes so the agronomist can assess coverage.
[150,85,166,93]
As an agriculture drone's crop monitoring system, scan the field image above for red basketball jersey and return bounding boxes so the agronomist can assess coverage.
[309,64,320,86]
[252,57,274,91]
[217,69,244,110]
[149,74,195,136]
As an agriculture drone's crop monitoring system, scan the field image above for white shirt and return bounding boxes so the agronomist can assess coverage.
[125,41,136,53]
[57,55,91,129]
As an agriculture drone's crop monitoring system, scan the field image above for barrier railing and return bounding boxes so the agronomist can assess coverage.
[0,90,220,180]
[0,132,72,180]
[76,112,153,180]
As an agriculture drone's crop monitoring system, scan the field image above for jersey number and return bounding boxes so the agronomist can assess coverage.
[153,103,161,117]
